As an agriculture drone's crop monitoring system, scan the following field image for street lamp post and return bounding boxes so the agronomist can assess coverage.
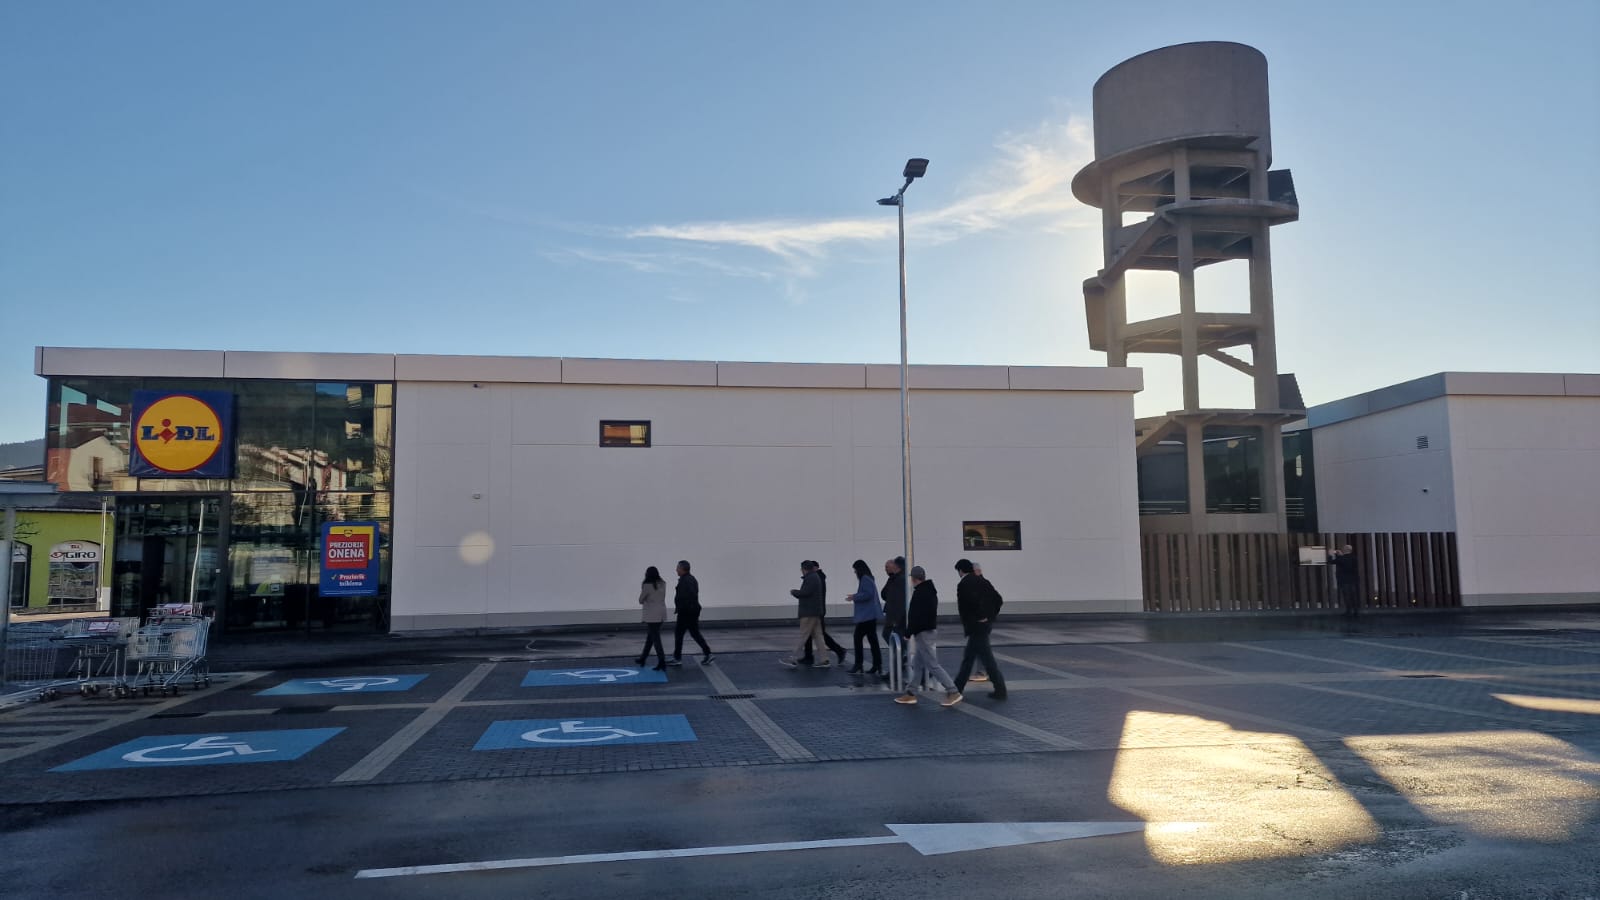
[878,158,928,666]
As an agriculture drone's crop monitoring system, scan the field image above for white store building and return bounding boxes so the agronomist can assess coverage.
[32,348,1147,634]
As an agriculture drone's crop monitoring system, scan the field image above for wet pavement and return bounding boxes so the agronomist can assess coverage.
[3,608,1600,898]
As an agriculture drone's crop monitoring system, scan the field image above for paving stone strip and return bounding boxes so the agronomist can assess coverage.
[1343,638,1541,667]
[1222,642,1391,672]
[952,702,1089,750]
[697,658,815,762]
[1096,643,1239,674]
[333,663,496,783]
[1284,681,1576,732]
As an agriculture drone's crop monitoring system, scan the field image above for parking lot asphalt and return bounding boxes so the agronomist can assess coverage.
[4,609,1600,805]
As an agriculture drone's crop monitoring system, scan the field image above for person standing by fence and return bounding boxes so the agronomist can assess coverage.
[1330,544,1360,618]
[846,559,883,675]
[635,566,668,671]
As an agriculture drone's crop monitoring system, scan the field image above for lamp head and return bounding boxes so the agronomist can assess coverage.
[902,158,929,179]
[877,196,900,206]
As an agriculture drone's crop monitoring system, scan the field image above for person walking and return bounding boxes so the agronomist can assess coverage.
[880,557,907,678]
[894,566,962,707]
[845,559,883,675]
[668,560,713,666]
[799,560,847,667]
[781,561,832,668]
[1330,544,1361,618]
[952,558,1007,699]
[968,562,990,684]
[634,566,668,671]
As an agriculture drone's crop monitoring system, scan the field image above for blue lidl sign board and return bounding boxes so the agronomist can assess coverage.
[258,675,427,696]
[521,667,667,687]
[129,390,236,478]
[473,716,696,751]
[320,521,381,597]
[53,728,344,772]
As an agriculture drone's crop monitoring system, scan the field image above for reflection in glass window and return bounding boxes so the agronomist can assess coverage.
[1203,425,1264,514]
[1137,435,1189,516]
[47,378,134,491]
[600,420,651,447]
[963,521,1021,551]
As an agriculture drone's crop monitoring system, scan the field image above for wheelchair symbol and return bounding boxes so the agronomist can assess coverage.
[521,720,660,744]
[553,669,640,684]
[122,735,277,763]
[308,677,400,692]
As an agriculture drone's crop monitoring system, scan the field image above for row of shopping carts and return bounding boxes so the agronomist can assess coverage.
[1,613,212,705]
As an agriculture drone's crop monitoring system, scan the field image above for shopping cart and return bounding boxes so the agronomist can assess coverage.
[127,616,212,696]
[59,617,139,698]
[1,621,70,704]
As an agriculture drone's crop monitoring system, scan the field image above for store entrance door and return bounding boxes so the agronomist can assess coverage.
[112,496,226,619]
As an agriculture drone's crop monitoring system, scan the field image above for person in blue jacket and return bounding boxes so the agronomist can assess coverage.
[844,559,883,675]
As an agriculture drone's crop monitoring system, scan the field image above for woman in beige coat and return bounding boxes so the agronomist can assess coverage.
[635,566,669,671]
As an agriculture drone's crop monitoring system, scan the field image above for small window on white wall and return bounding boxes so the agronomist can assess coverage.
[600,421,651,447]
[963,521,1021,551]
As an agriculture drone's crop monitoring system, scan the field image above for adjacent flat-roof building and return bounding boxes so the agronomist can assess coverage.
[33,347,1147,634]
[1307,372,1600,607]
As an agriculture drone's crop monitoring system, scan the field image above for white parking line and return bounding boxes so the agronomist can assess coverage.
[333,663,495,783]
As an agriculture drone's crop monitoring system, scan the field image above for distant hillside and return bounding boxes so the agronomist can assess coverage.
[0,438,45,471]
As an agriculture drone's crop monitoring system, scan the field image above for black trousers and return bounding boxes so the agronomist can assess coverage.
[640,622,665,663]
[1338,582,1361,616]
[953,623,1006,693]
[800,622,846,662]
[674,612,711,658]
[852,621,882,670]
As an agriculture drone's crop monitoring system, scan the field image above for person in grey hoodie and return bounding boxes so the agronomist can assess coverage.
[780,560,831,668]
[634,566,668,671]
[845,559,883,675]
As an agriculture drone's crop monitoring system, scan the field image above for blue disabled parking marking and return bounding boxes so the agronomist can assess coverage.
[521,667,667,687]
[53,728,345,772]
[474,716,696,750]
[259,674,429,696]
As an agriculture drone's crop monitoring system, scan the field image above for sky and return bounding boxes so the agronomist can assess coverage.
[1,0,1597,445]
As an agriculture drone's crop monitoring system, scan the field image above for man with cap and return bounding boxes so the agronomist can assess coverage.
[894,566,962,707]
[952,558,1007,699]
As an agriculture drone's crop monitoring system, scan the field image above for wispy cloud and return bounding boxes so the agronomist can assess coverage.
[624,116,1096,265]
[542,247,776,281]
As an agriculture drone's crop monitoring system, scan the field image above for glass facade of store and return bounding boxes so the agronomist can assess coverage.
[44,377,393,633]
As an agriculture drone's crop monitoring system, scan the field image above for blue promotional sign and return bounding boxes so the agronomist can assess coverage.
[521,667,667,687]
[129,390,236,478]
[474,716,696,751]
[53,728,344,772]
[320,521,381,597]
[259,675,427,696]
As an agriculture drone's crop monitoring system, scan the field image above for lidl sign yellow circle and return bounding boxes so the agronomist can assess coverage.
[132,394,227,475]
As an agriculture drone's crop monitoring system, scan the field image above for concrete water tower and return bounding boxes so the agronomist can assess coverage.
[1073,41,1301,534]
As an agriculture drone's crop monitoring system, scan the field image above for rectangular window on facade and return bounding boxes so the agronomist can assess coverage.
[599,421,651,447]
[963,521,1021,551]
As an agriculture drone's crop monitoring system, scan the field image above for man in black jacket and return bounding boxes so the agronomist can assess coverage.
[952,558,1007,699]
[880,557,907,644]
[1330,544,1360,618]
[668,560,713,666]
[798,560,847,666]
[893,566,962,706]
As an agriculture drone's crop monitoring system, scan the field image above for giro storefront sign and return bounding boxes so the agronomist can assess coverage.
[320,521,381,597]
[129,390,236,478]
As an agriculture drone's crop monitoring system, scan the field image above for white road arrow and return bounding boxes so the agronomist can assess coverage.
[355,821,1200,879]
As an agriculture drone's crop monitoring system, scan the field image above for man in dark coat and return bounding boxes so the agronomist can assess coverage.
[952,558,1007,699]
[781,561,833,668]
[1330,544,1360,618]
[668,559,713,666]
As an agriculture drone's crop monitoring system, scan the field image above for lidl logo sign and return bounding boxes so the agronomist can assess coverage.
[321,521,380,597]
[129,390,235,478]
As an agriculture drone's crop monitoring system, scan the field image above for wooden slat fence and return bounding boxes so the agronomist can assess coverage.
[1140,532,1459,612]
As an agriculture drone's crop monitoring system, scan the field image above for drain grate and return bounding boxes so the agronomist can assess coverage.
[274,705,334,714]
[709,693,756,700]
[1401,674,1444,679]
[151,712,204,719]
